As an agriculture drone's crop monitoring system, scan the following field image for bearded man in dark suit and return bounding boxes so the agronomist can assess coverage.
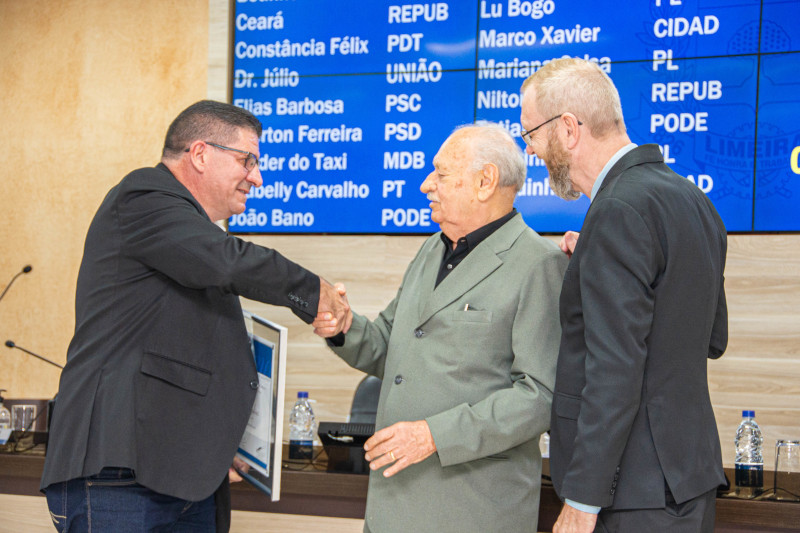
[520,58,728,533]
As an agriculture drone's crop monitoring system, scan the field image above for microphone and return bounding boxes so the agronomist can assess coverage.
[5,340,63,369]
[0,265,33,303]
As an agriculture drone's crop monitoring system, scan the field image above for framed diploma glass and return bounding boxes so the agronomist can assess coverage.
[236,311,288,500]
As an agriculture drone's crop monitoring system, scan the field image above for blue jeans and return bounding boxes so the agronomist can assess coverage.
[45,467,216,532]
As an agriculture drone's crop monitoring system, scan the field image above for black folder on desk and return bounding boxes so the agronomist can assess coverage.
[318,421,375,474]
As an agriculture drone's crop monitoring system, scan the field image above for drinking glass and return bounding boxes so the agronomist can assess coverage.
[11,404,36,432]
[774,439,800,501]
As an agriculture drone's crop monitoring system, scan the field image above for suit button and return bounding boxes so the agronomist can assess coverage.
[394,375,404,385]
[414,328,424,338]
[250,380,259,390]
[610,488,616,495]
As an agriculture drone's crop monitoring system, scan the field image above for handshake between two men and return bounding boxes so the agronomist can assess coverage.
[315,280,352,337]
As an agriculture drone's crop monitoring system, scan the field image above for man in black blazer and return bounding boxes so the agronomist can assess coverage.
[41,101,350,532]
[520,59,727,532]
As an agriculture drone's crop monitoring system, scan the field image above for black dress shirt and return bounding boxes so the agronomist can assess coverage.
[435,209,517,287]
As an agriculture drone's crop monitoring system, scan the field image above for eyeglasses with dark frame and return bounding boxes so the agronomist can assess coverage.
[184,142,258,171]
[521,114,583,146]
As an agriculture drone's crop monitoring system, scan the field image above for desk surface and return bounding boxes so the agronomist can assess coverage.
[2,450,798,532]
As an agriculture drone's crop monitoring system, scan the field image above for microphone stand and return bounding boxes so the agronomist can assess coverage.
[0,265,32,303]
[5,340,63,369]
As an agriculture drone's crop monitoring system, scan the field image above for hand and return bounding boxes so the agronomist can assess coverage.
[559,231,580,258]
[228,456,249,483]
[363,420,436,478]
[553,503,598,533]
[316,280,352,336]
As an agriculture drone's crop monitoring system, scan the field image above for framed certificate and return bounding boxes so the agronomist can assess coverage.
[236,311,288,501]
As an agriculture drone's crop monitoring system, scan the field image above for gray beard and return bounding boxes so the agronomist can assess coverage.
[548,163,580,201]
[545,130,580,201]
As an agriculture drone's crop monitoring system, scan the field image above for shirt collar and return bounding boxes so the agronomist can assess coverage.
[440,209,517,251]
[590,143,637,201]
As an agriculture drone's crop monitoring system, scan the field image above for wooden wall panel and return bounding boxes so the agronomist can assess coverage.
[711,235,800,466]
[0,0,209,398]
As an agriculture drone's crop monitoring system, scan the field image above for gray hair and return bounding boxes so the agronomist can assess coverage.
[162,100,262,159]
[521,57,625,138]
[452,121,526,193]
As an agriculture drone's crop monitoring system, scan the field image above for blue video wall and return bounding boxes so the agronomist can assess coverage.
[230,0,800,233]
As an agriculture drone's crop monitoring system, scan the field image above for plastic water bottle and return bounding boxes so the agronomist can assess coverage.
[289,391,315,460]
[735,410,764,497]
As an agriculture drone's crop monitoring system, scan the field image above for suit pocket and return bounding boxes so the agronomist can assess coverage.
[140,351,211,396]
[449,309,493,323]
[553,392,581,420]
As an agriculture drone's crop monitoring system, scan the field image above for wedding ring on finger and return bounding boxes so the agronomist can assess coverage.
[389,450,396,461]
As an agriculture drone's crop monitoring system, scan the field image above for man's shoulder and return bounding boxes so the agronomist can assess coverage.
[95,164,205,225]
[604,154,706,214]
[516,227,561,254]
[465,213,564,263]
[113,164,197,207]
[119,164,180,191]
[503,222,567,271]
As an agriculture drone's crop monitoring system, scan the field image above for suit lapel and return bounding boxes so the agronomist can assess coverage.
[417,214,525,326]
[414,237,446,319]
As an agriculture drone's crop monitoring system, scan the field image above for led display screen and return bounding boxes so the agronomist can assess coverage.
[230,0,800,233]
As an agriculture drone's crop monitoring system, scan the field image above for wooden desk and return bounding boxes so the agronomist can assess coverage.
[2,451,799,532]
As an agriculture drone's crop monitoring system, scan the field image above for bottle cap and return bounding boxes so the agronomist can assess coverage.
[742,410,755,418]
[297,391,309,399]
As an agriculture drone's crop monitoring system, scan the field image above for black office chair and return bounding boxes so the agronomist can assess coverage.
[349,375,381,424]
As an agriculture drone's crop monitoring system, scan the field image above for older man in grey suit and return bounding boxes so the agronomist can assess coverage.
[313,122,568,533]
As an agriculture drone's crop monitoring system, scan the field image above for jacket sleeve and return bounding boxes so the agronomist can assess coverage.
[426,248,567,465]
[326,295,399,380]
[116,181,320,323]
[708,234,728,359]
